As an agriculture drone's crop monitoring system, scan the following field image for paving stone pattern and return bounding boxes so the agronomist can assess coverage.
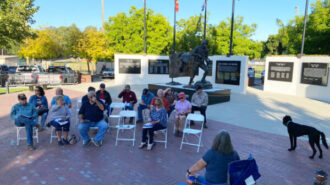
[0,89,328,185]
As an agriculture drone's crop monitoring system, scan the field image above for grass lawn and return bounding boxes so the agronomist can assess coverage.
[0,87,29,95]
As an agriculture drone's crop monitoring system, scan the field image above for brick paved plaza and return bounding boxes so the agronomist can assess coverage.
[0,88,329,185]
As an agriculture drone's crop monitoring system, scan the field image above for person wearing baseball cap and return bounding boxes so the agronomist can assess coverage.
[174,92,192,137]
[191,86,208,128]
[137,88,155,123]
[10,93,40,151]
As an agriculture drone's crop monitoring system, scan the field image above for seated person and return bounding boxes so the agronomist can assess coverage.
[174,93,191,137]
[78,91,109,147]
[137,88,155,123]
[50,88,72,108]
[96,83,112,115]
[139,99,168,150]
[186,130,240,185]
[164,88,178,116]
[10,94,39,151]
[49,95,71,146]
[118,84,137,110]
[82,86,96,105]
[29,86,48,131]
[191,86,208,128]
[151,89,170,112]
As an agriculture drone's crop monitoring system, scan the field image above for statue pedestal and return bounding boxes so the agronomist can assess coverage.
[148,83,230,105]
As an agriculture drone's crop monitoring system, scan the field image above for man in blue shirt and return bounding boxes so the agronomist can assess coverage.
[137,89,155,123]
[50,88,72,108]
[78,91,109,147]
[10,94,39,151]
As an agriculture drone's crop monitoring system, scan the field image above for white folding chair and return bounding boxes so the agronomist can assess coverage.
[152,114,169,149]
[108,102,125,129]
[115,110,136,146]
[180,113,205,152]
[50,127,66,144]
[16,126,39,146]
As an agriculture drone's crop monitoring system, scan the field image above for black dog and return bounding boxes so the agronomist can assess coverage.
[282,115,328,159]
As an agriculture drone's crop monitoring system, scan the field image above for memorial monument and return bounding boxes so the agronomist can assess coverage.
[169,40,213,89]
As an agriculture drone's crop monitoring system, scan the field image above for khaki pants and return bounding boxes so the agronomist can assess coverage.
[175,115,186,132]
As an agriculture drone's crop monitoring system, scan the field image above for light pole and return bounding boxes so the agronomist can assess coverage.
[102,0,104,30]
[300,0,309,56]
[173,0,177,53]
[144,0,147,54]
[203,0,207,40]
[229,0,235,56]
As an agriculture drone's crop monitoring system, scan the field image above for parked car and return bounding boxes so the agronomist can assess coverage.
[37,66,76,84]
[102,68,115,79]
[8,66,17,74]
[0,65,9,87]
[8,65,42,85]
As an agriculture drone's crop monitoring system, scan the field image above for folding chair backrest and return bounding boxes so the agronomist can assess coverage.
[120,110,136,118]
[110,102,125,109]
[187,113,204,122]
[228,158,261,185]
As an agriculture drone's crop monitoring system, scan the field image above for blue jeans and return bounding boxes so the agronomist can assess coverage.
[78,120,109,143]
[125,103,134,110]
[39,112,48,127]
[137,104,148,121]
[15,116,37,146]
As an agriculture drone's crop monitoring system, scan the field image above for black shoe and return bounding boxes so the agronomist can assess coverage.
[63,139,69,145]
[58,140,64,146]
[83,139,91,147]
[174,130,180,137]
[46,122,51,128]
[27,145,36,151]
[203,124,208,129]
[92,139,102,147]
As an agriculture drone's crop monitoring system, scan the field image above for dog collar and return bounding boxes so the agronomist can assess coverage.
[285,120,292,126]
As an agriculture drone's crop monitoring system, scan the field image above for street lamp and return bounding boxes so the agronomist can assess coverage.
[300,0,309,57]
[228,0,235,56]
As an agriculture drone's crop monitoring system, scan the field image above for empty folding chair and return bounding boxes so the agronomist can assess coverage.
[108,102,125,129]
[16,126,39,146]
[180,113,205,152]
[115,110,137,146]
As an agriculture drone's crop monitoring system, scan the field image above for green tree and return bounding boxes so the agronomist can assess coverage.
[104,6,172,55]
[55,24,83,58]
[263,0,330,55]
[0,0,39,50]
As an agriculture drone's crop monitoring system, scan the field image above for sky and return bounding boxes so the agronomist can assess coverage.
[31,0,317,41]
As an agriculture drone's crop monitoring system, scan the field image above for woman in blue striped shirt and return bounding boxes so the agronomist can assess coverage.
[139,98,168,150]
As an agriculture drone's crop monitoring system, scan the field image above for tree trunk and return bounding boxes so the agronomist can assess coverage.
[87,60,91,74]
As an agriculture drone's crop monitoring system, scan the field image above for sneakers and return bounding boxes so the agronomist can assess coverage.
[27,145,36,151]
[138,142,147,149]
[62,139,69,145]
[91,139,102,147]
[58,140,64,146]
[83,139,92,147]
[147,143,154,150]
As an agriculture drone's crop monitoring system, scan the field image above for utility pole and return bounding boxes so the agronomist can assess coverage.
[203,0,207,40]
[229,0,235,56]
[173,0,177,53]
[295,6,299,17]
[102,0,104,30]
[301,0,309,56]
[144,0,147,54]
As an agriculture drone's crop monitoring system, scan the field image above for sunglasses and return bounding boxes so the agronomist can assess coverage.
[19,97,27,100]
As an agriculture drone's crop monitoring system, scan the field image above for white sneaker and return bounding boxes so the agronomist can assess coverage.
[147,143,154,150]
